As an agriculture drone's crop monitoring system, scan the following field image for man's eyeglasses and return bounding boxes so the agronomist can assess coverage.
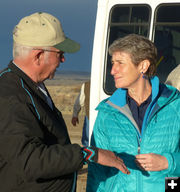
[33,48,64,58]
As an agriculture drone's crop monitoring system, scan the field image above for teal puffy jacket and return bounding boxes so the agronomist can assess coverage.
[87,77,180,192]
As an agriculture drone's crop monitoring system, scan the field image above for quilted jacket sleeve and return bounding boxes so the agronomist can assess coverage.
[162,151,180,176]
[161,100,180,177]
[86,110,112,192]
[171,152,180,176]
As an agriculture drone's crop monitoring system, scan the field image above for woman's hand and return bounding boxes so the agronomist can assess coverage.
[135,153,168,171]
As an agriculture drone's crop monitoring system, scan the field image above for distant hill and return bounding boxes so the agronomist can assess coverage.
[45,70,90,86]
[56,70,90,76]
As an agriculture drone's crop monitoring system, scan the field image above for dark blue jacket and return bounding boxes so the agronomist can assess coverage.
[0,62,84,192]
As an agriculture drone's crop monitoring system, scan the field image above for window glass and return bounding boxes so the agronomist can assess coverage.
[131,6,149,23]
[111,7,129,23]
[156,6,180,22]
[154,4,180,82]
[104,5,151,95]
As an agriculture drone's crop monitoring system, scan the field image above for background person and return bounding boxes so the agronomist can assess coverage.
[86,34,180,192]
[0,12,130,192]
[71,80,90,146]
[165,64,180,90]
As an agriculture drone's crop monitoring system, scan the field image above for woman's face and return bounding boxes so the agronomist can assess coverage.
[111,51,142,89]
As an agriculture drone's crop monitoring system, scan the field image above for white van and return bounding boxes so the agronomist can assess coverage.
[89,0,180,139]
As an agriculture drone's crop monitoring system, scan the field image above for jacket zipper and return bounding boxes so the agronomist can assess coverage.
[137,138,142,192]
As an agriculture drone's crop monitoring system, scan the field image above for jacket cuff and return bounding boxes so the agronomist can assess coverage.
[170,152,180,176]
[82,146,98,164]
[161,153,174,175]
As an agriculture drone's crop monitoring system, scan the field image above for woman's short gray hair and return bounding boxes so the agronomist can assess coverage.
[108,34,158,78]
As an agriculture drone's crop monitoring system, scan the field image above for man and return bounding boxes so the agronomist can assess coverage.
[0,12,130,192]
[71,80,90,146]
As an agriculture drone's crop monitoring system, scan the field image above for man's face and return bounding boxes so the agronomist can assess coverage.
[39,48,65,81]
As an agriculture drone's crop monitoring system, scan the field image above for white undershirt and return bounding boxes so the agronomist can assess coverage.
[38,83,53,110]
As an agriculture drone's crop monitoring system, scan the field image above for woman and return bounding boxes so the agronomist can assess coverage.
[86,34,180,192]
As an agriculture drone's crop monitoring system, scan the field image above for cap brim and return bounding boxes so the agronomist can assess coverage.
[54,37,80,53]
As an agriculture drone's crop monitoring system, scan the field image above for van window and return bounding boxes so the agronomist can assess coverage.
[154,4,180,82]
[104,5,151,95]
[104,3,180,95]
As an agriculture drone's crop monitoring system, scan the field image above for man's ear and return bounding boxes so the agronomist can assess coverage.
[139,60,150,73]
[32,49,43,66]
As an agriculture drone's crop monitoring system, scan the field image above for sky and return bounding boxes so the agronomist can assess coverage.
[0,0,97,73]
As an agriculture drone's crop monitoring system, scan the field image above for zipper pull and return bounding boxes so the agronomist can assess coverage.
[137,138,141,154]
[138,146,140,154]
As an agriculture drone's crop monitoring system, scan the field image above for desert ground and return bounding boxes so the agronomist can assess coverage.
[45,72,90,192]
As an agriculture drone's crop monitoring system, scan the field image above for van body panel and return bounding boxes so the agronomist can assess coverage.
[89,0,180,141]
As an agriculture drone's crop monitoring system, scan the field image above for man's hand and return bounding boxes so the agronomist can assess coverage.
[135,153,168,171]
[71,117,79,126]
[97,148,130,175]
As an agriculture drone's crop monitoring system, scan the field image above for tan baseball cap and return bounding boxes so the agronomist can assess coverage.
[13,12,80,53]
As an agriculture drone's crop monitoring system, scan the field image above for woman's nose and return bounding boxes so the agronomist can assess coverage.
[111,63,117,75]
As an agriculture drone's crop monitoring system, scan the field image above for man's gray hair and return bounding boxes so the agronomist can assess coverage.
[13,42,51,61]
[13,42,33,59]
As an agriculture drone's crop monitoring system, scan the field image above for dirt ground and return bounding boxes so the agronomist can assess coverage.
[46,77,88,192]
[63,114,88,192]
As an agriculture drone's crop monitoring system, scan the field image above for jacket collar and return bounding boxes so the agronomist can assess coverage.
[8,61,53,107]
[108,76,174,108]
[8,61,38,88]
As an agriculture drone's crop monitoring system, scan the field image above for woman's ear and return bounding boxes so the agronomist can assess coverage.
[139,60,150,73]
